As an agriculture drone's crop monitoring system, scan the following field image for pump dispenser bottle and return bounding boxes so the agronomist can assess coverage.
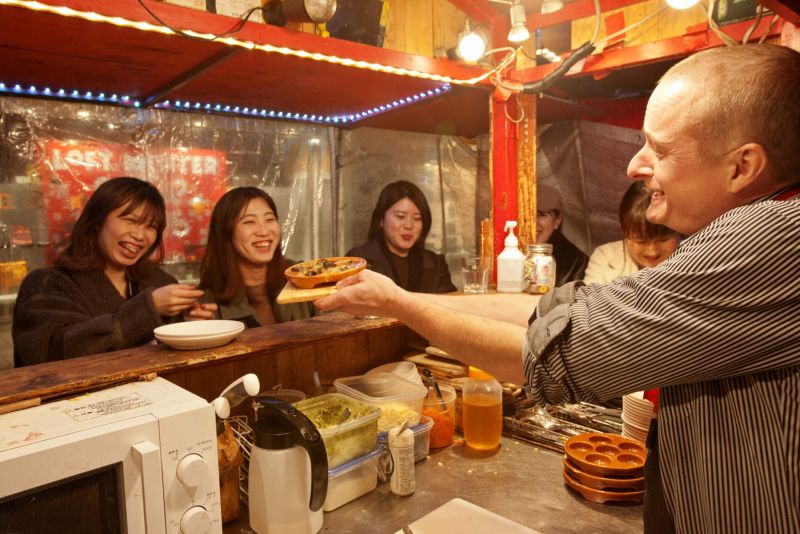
[497,221,525,293]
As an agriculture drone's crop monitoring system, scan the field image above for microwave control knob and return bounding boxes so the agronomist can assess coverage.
[180,506,212,534]
[176,453,209,488]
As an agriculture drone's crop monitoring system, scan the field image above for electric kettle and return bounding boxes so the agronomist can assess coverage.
[249,398,328,534]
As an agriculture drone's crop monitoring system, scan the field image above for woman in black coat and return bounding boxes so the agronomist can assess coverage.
[13,177,206,366]
[347,180,456,293]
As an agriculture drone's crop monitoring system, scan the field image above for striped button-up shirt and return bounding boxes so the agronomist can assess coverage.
[524,192,800,533]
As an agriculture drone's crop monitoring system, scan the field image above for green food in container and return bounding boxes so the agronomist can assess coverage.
[294,393,380,468]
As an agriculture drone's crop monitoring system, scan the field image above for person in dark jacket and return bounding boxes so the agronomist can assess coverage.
[347,180,456,293]
[13,177,205,366]
[536,184,588,286]
[197,187,312,327]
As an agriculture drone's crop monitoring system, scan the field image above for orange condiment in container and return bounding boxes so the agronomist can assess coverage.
[422,384,456,448]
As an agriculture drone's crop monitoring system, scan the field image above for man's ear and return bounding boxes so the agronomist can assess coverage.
[727,142,769,194]
[554,212,564,230]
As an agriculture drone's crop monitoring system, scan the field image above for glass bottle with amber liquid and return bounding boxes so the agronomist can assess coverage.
[462,366,503,450]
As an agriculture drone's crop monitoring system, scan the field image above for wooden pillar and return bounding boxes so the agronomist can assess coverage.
[490,91,520,276]
[516,93,537,249]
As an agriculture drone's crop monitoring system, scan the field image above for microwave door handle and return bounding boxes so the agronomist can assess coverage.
[132,441,167,534]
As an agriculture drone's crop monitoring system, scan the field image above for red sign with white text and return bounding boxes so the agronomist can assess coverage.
[40,140,227,264]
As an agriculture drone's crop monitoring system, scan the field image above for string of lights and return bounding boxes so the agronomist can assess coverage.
[0,81,452,124]
[0,0,492,86]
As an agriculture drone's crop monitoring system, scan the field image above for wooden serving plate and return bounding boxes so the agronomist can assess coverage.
[285,257,366,289]
[276,281,338,304]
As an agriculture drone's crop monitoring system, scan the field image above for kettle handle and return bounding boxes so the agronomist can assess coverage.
[256,398,329,512]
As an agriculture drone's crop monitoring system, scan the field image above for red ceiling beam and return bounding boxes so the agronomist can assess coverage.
[27,0,486,83]
[510,16,785,83]
[759,0,800,24]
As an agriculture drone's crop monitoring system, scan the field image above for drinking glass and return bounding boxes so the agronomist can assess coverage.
[461,256,489,293]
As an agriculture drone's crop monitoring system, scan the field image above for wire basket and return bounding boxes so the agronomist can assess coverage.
[227,415,254,504]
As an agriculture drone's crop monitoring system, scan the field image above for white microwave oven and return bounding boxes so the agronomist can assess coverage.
[0,377,222,533]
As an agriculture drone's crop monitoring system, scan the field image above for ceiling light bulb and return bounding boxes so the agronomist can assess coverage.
[666,0,699,8]
[540,0,564,14]
[457,31,486,62]
[508,3,530,43]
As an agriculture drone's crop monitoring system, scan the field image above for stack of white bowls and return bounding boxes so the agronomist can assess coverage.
[621,391,654,443]
[365,361,423,386]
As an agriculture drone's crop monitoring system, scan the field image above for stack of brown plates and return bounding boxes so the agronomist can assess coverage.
[562,433,646,504]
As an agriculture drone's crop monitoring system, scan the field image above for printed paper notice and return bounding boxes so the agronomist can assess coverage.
[66,393,153,422]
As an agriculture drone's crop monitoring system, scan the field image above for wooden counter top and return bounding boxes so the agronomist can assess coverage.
[0,312,412,408]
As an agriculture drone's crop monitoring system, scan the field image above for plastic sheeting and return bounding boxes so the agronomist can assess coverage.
[536,120,644,254]
[0,97,334,278]
[0,96,487,369]
[337,128,489,285]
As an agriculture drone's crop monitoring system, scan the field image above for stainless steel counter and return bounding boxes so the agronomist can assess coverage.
[230,435,643,533]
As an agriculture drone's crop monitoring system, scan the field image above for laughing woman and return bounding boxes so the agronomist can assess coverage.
[347,180,456,293]
[196,187,313,327]
[13,177,206,366]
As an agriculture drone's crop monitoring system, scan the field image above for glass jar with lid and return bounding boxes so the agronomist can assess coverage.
[523,243,556,294]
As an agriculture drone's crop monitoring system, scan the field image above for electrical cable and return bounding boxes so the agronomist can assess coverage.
[741,5,764,43]
[707,0,739,46]
[758,15,779,43]
[594,5,668,48]
[136,0,265,41]
[517,0,600,95]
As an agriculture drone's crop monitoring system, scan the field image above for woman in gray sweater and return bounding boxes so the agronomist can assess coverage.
[13,177,206,366]
[198,187,312,327]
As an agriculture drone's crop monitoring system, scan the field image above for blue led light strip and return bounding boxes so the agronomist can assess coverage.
[0,83,141,107]
[0,82,451,124]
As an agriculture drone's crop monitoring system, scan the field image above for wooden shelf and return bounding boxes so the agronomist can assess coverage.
[0,0,491,136]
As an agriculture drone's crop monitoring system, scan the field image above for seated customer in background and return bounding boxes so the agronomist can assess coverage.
[536,184,588,285]
[13,177,205,366]
[196,186,313,327]
[347,180,456,293]
[584,181,680,285]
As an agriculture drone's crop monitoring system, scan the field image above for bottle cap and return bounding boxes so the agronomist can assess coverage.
[503,221,519,248]
[526,243,553,254]
[468,366,494,380]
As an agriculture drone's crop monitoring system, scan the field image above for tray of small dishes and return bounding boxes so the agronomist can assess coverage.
[278,257,366,303]
[562,432,646,505]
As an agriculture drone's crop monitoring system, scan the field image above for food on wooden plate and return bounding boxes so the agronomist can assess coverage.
[285,256,367,289]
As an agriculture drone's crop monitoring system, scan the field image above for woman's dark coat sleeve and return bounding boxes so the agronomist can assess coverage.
[12,268,176,366]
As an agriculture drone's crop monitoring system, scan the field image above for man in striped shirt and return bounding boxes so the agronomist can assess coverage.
[318,44,800,532]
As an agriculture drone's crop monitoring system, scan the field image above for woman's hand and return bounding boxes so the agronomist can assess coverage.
[151,284,206,317]
[184,302,219,321]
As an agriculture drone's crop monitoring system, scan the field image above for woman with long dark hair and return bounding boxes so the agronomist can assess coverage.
[13,177,205,366]
[347,180,455,293]
[198,187,312,327]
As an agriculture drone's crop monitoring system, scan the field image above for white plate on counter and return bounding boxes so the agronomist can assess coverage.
[394,498,541,534]
[154,320,245,350]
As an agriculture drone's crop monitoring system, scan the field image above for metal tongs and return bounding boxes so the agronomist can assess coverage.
[422,368,447,412]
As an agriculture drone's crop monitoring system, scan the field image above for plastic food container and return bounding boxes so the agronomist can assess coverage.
[323,448,382,512]
[377,415,433,463]
[422,384,457,448]
[293,393,380,469]
[366,361,423,386]
[334,372,427,433]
